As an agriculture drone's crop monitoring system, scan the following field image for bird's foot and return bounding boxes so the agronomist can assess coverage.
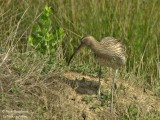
[109,101,116,114]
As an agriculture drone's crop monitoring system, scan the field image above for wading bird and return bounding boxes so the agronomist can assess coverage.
[68,36,126,113]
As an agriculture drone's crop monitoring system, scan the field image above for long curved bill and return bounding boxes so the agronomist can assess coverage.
[68,43,84,65]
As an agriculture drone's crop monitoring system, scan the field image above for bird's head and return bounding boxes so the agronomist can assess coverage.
[68,35,95,65]
[81,36,95,47]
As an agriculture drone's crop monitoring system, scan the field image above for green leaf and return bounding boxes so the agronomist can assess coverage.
[28,5,65,55]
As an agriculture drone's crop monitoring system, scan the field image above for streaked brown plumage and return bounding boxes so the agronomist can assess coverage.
[68,35,126,113]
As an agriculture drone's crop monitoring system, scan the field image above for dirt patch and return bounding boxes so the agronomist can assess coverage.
[0,70,160,120]
[61,72,160,119]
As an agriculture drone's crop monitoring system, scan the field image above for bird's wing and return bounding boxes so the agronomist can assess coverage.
[98,37,126,61]
[97,37,126,68]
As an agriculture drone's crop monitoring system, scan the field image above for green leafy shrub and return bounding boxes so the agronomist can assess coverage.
[29,5,65,55]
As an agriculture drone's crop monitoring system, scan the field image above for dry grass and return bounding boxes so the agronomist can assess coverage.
[0,55,160,119]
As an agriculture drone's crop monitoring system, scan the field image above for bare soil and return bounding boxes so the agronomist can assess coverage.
[0,69,160,120]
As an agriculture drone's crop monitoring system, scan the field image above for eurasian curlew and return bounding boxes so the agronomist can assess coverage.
[68,35,126,113]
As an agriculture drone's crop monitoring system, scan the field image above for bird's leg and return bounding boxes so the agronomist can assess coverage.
[110,69,118,113]
[97,66,102,99]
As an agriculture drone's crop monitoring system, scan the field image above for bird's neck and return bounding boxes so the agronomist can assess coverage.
[88,39,101,53]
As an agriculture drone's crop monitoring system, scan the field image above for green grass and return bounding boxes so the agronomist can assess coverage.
[1,0,160,81]
[0,0,160,119]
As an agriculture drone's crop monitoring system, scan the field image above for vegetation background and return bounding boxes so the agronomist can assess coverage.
[0,0,160,119]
